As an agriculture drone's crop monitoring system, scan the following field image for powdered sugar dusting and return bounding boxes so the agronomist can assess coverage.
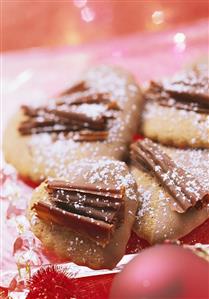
[135,146,209,218]
[167,147,209,191]
[27,65,140,180]
[144,101,209,145]
[57,158,138,202]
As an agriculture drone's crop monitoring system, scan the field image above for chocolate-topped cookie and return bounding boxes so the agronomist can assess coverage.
[3,65,142,182]
[130,139,209,244]
[141,66,209,148]
[28,158,138,269]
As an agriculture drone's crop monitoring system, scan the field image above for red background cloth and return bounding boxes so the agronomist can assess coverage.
[2,1,209,52]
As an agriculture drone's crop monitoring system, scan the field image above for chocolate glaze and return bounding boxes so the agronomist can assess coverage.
[33,201,114,247]
[131,139,209,213]
[164,67,209,106]
[145,67,209,114]
[33,180,125,247]
[19,81,120,140]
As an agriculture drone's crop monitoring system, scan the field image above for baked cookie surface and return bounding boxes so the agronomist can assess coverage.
[28,158,138,269]
[141,66,209,148]
[130,139,209,244]
[3,65,142,182]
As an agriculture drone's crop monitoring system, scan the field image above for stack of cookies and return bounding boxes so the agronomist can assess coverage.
[3,64,209,270]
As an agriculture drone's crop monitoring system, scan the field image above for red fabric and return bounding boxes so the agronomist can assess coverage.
[2,2,208,52]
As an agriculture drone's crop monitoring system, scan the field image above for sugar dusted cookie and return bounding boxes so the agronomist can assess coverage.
[141,66,209,148]
[3,65,142,182]
[28,158,138,269]
[130,139,209,244]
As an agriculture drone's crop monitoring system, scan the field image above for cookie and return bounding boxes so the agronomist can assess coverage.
[28,158,138,269]
[141,66,209,148]
[3,65,142,182]
[130,138,209,244]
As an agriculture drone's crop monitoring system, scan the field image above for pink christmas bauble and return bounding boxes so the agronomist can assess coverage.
[110,244,208,299]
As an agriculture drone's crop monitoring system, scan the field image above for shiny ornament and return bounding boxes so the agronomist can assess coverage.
[110,244,208,299]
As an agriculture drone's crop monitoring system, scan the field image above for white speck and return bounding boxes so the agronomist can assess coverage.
[81,6,95,22]
[152,11,164,25]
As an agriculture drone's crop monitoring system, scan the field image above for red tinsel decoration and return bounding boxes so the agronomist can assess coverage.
[0,286,8,299]
[26,265,77,299]
[26,264,114,299]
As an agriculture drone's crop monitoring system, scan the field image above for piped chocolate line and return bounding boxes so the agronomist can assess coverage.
[33,181,125,246]
[131,139,209,213]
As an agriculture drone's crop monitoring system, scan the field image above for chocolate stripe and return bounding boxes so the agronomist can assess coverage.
[33,201,114,247]
[19,80,119,140]
[46,180,125,199]
[21,105,42,117]
[58,81,88,96]
[158,99,209,114]
[145,67,209,114]
[58,93,119,109]
[131,139,209,213]
[164,67,209,106]
[53,200,118,223]
[32,180,125,246]
[72,131,108,142]
[48,108,106,129]
[52,194,121,210]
